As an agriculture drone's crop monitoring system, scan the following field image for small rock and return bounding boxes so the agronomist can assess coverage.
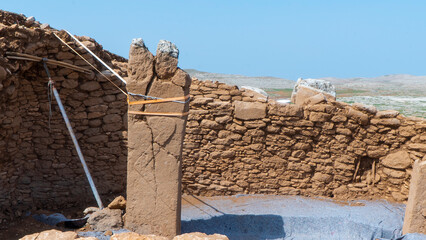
[0,66,7,81]
[104,230,113,236]
[173,232,229,240]
[83,206,99,215]
[108,196,126,210]
[376,110,399,118]
[87,208,123,231]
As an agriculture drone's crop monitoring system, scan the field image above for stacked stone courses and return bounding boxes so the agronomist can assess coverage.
[0,10,425,225]
[182,79,426,202]
[0,11,128,221]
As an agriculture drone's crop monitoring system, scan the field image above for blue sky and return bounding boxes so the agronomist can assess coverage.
[2,1,426,80]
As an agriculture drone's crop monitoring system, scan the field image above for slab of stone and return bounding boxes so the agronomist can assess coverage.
[381,150,411,170]
[403,160,426,234]
[234,101,266,120]
[126,38,191,238]
[291,78,336,105]
[87,208,123,231]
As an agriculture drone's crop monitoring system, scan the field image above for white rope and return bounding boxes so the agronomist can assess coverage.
[64,30,127,85]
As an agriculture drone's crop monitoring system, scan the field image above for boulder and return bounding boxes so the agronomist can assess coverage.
[111,232,168,240]
[291,78,336,105]
[376,110,399,118]
[381,150,411,170]
[173,232,229,240]
[20,230,77,240]
[87,208,123,231]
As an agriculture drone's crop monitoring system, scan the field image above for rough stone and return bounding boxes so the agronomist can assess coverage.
[352,103,377,114]
[381,150,411,170]
[291,78,336,105]
[403,160,426,234]
[20,230,77,240]
[108,195,126,210]
[87,208,123,231]
[155,40,179,79]
[173,232,229,240]
[111,232,168,240]
[234,101,266,120]
[126,38,190,238]
[376,110,399,118]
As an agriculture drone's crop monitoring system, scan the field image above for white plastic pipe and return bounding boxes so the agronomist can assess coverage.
[52,85,104,209]
[65,30,127,85]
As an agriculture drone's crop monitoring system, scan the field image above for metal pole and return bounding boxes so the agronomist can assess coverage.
[43,61,104,209]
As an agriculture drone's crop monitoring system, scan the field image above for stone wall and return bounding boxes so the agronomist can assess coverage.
[182,79,426,202]
[0,11,128,220]
[1,9,426,225]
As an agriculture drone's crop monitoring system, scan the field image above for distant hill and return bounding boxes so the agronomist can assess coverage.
[185,70,426,98]
[184,69,296,89]
[322,74,426,97]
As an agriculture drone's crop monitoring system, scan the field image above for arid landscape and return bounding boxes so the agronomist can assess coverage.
[186,69,426,118]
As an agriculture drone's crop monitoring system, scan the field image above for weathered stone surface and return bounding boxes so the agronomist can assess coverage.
[268,103,303,117]
[20,230,77,240]
[376,110,399,118]
[87,208,123,231]
[126,38,190,238]
[352,102,377,114]
[108,195,126,210]
[127,38,155,93]
[173,232,229,240]
[155,40,178,79]
[345,107,369,125]
[403,160,426,234]
[370,118,400,127]
[381,150,411,170]
[234,101,266,120]
[382,167,406,178]
[291,78,336,105]
[111,232,168,240]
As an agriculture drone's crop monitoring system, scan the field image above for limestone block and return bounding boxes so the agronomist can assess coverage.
[403,160,426,234]
[370,118,401,127]
[352,102,377,114]
[376,110,399,118]
[290,78,336,105]
[268,103,303,117]
[20,230,77,240]
[126,38,190,238]
[345,107,369,125]
[87,208,123,231]
[111,232,168,240]
[234,101,266,120]
[173,232,229,240]
[155,40,178,79]
[381,150,411,169]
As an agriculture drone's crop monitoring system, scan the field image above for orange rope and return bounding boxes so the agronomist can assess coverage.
[128,110,189,117]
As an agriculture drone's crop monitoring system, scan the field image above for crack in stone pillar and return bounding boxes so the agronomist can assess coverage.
[125,38,191,238]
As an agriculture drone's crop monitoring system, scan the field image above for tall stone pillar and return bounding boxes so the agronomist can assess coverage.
[125,39,191,238]
[402,159,426,235]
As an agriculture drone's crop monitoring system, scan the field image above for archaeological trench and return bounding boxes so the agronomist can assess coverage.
[0,10,425,235]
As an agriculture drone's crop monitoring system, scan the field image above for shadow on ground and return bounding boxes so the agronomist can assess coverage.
[182,214,285,240]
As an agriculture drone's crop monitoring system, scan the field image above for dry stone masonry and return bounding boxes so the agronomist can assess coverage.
[125,39,191,238]
[182,78,426,202]
[1,10,425,233]
[0,11,128,222]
